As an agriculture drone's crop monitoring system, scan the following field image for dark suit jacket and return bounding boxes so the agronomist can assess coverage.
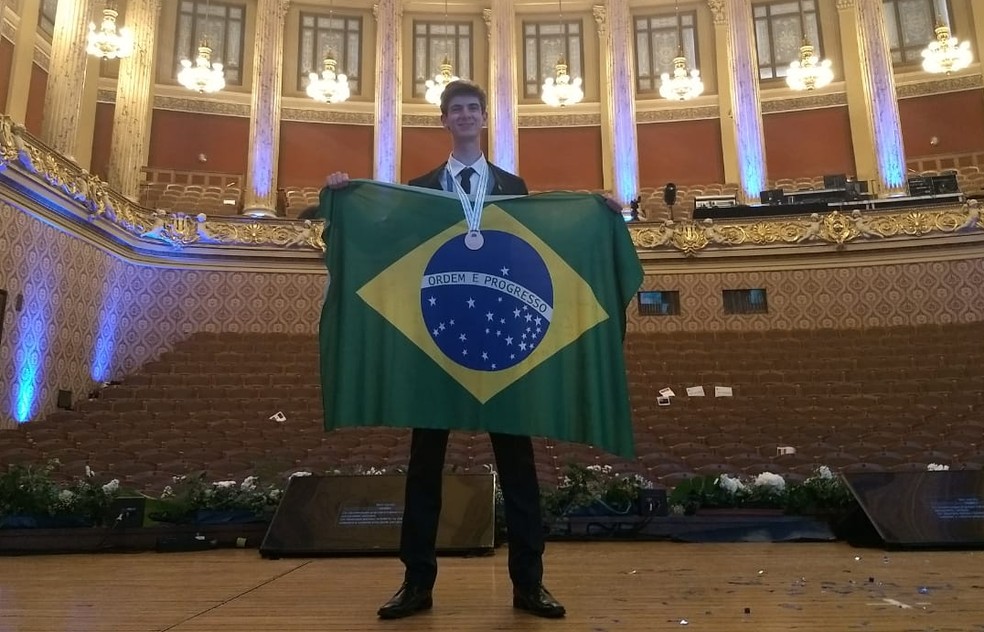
[408,161,528,196]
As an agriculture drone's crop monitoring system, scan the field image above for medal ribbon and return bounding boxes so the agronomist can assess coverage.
[448,163,489,235]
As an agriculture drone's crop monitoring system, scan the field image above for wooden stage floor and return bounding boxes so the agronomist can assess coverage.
[2,541,983,631]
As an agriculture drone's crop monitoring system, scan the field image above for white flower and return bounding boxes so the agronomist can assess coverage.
[241,476,258,490]
[717,474,745,494]
[85,465,95,478]
[631,474,655,490]
[268,489,281,500]
[753,472,786,491]
[102,479,119,494]
[927,463,950,471]
[58,489,75,503]
[160,485,174,498]
[817,466,834,480]
[559,475,573,488]
[213,480,236,488]
[289,471,313,479]
[586,465,602,472]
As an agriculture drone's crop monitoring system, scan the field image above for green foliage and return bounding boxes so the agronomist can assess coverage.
[147,471,283,522]
[667,467,855,515]
[0,460,123,526]
[541,463,654,518]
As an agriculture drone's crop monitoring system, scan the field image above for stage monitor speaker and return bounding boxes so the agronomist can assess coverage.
[822,173,847,190]
[260,473,496,558]
[841,470,984,549]
[932,173,960,195]
[907,176,934,197]
[759,188,784,205]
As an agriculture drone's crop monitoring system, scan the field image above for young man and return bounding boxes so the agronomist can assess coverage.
[326,80,565,620]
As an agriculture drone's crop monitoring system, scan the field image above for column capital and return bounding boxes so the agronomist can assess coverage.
[482,7,492,40]
[836,0,856,10]
[707,0,726,25]
[592,5,606,37]
[372,1,401,22]
[276,0,290,20]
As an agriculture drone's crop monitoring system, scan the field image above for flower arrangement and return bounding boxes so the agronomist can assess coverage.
[148,471,283,524]
[541,464,655,518]
[0,460,122,527]
[668,466,855,515]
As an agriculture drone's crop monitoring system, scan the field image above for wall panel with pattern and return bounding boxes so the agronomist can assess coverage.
[0,201,326,428]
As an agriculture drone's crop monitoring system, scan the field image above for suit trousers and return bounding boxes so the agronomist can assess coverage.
[399,427,545,589]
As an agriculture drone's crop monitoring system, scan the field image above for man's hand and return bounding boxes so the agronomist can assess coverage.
[603,196,624,213]
[326,172,351,189]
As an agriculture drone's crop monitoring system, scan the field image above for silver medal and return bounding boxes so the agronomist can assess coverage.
[465,230,484,251]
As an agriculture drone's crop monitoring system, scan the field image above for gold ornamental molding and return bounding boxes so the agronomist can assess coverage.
[636,104,720,122]
[630,204,983,256]
[761,91,847,113]
[283,107,375,125]
[518,112,602,127]
[403,113,442,127]
[0,116,325,257]
[897,74,983,99]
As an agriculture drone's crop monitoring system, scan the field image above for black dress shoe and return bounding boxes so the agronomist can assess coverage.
[377,582,433,619]
[513,584,566,618]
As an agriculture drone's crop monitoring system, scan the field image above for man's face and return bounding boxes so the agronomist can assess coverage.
[441,95,487,142]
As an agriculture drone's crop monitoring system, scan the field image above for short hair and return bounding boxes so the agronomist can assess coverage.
[440,80,487,117]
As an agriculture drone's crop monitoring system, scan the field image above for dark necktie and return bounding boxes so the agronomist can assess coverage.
[458,167,475,194]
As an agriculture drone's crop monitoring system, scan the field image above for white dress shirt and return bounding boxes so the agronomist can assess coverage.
[444,154,489,194]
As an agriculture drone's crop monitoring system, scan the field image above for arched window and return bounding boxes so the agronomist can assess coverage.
[412,20,472,98]
[522,20,583,99]
[175,0,246,85]
[753,0,823,81]
[299,11,362,95]
[634,10,699,95]
[883,0,950,65]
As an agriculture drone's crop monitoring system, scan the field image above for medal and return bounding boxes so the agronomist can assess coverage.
[465,230,484,250]
[448,161,489,251]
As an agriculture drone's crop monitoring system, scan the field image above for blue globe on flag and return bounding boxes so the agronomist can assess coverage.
[420,230,554,372]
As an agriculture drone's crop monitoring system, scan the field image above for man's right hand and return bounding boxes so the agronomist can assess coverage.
[326,172,350,189]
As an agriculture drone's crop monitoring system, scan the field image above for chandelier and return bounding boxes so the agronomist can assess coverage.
[178,0,224,93]
[424,0,459,106]
[86,3,134,60]
[542,56,584,107]
[921,21,973,74]
[541,0,583,107]
[178,44,226,93]
[425,57,460,106]
[307,52,350,103]
[786,40,833,91]
[660,50,704,101]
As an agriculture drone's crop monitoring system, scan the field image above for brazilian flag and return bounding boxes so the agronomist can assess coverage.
[318,180,643,458]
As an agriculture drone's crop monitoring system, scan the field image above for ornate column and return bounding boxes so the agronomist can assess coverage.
[6,0,41,125]
[42,0,93,158]
[854,0,906,196]
[108,0,162,200]
[597,0,639,204]
[243,0,289,217]
[836,0,877,187]
[709,0,766,201]
[484,0,519,174]
[373,0,402,183]
[970,0,984,99]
